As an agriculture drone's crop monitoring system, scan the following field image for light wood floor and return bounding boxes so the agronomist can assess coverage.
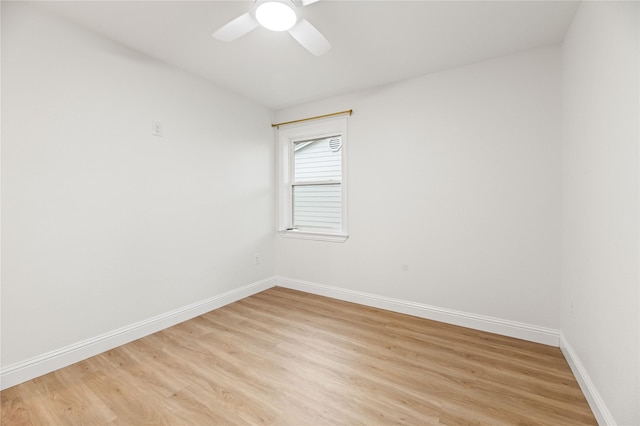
[2,287,596,425]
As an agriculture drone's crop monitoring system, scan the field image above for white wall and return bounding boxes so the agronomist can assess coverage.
[276,46,562,332]
[1,3,275,369]
[561,2,639,425]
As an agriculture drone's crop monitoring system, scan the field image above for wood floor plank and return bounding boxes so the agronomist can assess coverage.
[1,287,596,425]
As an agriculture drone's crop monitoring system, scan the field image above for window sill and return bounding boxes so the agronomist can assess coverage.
[278,230,349,243]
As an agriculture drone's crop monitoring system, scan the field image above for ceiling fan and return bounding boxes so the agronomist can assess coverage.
[212,0,331,56]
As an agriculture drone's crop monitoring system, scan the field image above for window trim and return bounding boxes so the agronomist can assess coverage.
[276,116,348,242]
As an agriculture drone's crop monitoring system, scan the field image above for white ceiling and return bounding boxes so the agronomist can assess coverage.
[38,1,580,110]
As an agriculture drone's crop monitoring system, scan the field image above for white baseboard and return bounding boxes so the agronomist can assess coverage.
[560,334,615,426]
[1,276,563,391]
[0,277,276,391]
[276,276,560,346]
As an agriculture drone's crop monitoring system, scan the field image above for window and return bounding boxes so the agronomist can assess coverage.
[277,116,348,242]
[292,137,342,230]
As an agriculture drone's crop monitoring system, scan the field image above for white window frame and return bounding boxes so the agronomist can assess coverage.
[277,116,348,242]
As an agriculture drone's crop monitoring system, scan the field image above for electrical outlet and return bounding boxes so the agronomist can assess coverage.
[570,299,575,318]
[254,254,260,265]
[152,121,163,137]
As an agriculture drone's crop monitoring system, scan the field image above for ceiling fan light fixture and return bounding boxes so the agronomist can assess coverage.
[255,2,297,32]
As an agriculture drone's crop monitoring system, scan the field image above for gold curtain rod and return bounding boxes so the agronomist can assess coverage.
[271,109,353,129]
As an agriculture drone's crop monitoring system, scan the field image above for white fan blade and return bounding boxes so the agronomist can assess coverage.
[301,0,321,6]
[288,19,331,56]
[212,12,259,42]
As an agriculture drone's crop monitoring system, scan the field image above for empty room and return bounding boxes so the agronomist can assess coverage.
[1,1,638,425]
